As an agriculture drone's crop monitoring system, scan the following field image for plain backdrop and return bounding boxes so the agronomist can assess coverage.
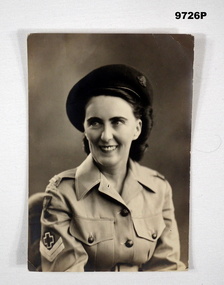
[1,1,224,284]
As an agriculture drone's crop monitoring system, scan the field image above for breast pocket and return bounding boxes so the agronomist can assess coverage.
[132,213,166,261]
[69,216,114,271]
[133,213,166,242]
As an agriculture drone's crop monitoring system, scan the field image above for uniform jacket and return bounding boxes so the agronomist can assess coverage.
[40,154,186,272]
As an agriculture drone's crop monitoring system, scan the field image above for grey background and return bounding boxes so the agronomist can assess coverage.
[28,34,193,267]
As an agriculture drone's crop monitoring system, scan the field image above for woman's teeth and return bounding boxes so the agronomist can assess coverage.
[100,146,117,152]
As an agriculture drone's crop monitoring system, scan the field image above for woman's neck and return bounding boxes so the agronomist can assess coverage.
[94,160,128,194]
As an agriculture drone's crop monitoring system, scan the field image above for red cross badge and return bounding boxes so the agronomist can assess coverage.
[43,232,55,250]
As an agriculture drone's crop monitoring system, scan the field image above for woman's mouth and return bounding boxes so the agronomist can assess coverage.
[99,145,118,152]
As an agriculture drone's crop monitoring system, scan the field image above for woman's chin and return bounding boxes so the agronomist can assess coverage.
[96,157,119,168]
[91,148,129,170]
[93,155,125,170]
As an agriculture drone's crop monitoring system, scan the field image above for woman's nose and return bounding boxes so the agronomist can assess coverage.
[100,125,113,142]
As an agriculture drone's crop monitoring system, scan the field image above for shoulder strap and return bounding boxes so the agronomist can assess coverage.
[48,168,77,187]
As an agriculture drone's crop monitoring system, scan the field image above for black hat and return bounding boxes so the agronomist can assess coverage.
[66,64,153,132]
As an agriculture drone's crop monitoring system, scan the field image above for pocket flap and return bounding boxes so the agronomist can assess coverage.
[133,214,166,242]
[69,216,114,246]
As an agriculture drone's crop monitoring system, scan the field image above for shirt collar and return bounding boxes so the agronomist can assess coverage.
[75,154,101,200]
[128,159,158,193]
[75,155,157,200]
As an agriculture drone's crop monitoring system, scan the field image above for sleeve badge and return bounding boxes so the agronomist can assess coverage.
[40,231,65,262]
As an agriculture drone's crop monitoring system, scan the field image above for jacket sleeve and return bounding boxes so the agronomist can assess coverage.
[40,181,88,272]
[142,180,187,271]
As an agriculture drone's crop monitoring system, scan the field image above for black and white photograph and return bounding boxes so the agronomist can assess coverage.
[28,34,193,272]
[1,1,224,284]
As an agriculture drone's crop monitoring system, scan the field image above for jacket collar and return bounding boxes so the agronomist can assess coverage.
[75,154,157,201]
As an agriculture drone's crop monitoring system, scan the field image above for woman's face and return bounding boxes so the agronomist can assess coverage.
[84,96,142,170]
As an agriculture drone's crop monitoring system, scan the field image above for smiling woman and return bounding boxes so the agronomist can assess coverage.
[84,96,142,179]
[38,64,186,272]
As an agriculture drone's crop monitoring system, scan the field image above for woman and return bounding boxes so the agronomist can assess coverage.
[40,64,186,271]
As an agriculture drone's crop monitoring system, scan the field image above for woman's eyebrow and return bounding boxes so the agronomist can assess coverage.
[86,117,102,123]
[86,116,127,122]
[110,116,127,121]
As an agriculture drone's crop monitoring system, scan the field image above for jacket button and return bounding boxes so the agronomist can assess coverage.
[88,236,94,243]
[125,239,134,248]
[152,233,157,239]
[120,208,129,217]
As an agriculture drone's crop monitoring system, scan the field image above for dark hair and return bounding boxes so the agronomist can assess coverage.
[82,91,153,161]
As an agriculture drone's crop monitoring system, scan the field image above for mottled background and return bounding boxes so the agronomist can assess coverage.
[28,34,193,266]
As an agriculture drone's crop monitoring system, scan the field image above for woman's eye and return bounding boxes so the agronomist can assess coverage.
[89,120,101,128]
[112,119,124,125]
[91,122,99,126]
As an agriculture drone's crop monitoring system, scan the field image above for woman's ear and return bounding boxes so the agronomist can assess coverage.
[84,132,89,141]
[133,119,142,140]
